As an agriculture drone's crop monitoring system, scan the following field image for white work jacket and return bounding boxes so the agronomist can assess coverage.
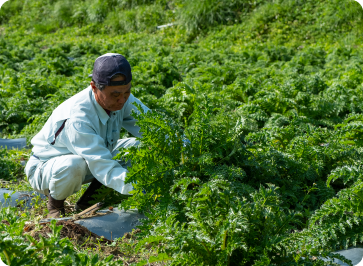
[30,86,149,194]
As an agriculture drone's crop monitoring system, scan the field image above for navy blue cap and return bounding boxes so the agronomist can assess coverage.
[90,53,132,86]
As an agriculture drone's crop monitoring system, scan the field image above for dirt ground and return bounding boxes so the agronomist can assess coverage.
[22,220,164,265]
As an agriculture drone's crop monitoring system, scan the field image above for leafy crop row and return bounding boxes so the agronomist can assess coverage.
[116,100,362,264]
[1,0,363,265]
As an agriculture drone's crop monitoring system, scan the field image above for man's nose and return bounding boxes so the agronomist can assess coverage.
[119,95,127,103]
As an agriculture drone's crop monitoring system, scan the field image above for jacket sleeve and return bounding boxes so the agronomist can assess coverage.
[63,119,133,195]
[122,95,150,138]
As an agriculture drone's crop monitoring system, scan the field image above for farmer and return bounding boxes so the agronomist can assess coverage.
[25,53,149,218]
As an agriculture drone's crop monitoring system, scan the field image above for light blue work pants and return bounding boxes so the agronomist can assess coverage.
[25,138,139,200]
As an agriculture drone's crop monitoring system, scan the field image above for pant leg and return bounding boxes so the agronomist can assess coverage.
[27,154,88,200]
[26,138,140,200]
[112,137,140,167]
[111,137,140,158]
[25,156,45,194]
[47,155,88,200]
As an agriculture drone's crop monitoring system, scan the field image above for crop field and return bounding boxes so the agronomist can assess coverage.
[1,0,363,265]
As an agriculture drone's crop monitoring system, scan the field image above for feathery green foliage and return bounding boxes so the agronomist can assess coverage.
[1,0,363,264]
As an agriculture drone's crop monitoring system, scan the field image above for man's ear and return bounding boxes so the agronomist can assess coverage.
[90,81,97,92]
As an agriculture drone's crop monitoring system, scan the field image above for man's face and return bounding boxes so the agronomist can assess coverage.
[91,76,131,111]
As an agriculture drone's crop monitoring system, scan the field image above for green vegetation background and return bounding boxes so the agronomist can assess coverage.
[1,0,363,265]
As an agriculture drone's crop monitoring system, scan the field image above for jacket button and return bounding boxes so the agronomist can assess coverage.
[111,139,113,142]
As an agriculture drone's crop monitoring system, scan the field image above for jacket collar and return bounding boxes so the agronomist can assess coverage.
[90,88,110,125]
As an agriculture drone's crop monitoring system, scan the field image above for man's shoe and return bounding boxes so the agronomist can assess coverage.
[47,194,66,218]
[75,179,104,212]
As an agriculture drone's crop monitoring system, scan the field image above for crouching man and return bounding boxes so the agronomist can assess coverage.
[25,53,149,218]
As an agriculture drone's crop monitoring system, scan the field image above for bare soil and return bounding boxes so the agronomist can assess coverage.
[22,220,163,264]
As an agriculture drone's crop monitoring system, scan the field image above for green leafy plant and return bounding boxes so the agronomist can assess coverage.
[1,0,363,265]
